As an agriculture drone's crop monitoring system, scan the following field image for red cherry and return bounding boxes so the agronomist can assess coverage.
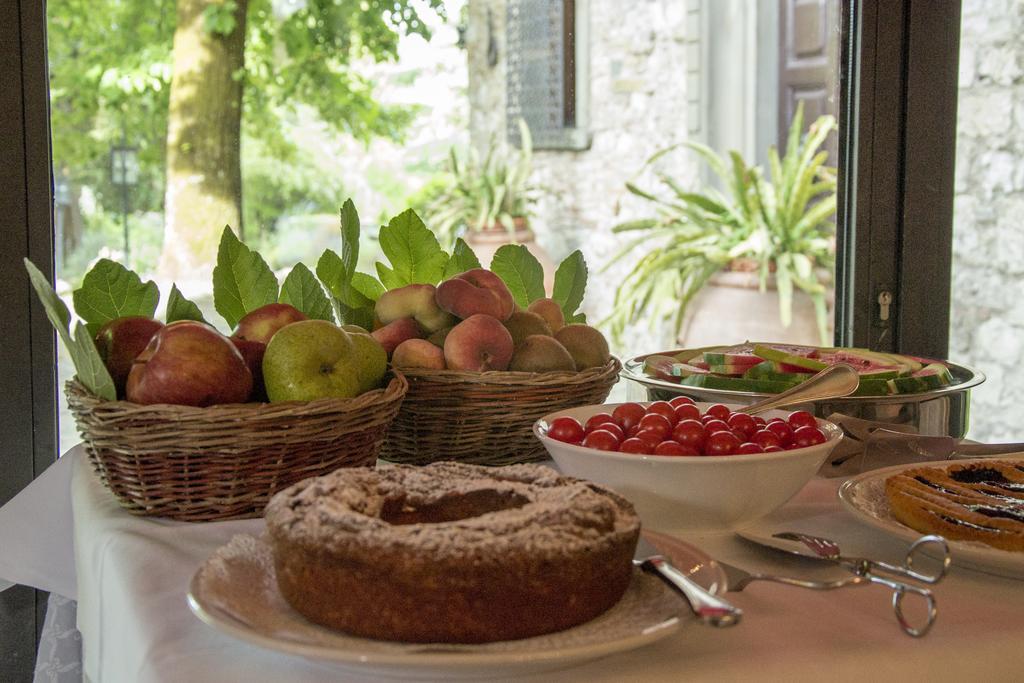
[612,403,646,431]
[751,429,782,449]
[669,395,696,408]
[585,413,617,433]
[703,419,731,435]
[763,445,785,453]
[737,442,765,455]
[752,416,767,427]
[791,425,828,449]
[655,440,697,456]
[637,413,673,439]
[788,410,818,430]
[765,420,794,445]
[645,401,679,426]
[671,419,706,451]
[634,429,666,450]
[673,403,701,422]
[705,430,742,456]
[547,416,585,444]
[705,403,732,421]
[582,429,620,451]
[597,422,625,442]
[727,412,757,439]
[619,437,652,454]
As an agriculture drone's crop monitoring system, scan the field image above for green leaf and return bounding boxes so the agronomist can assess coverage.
[568,311,587,324]
[72,259,159,336]
[376,209,448,289]
[351,272,387,302]
[68,322,117,400]
[442,238,482,279]
[280,263,335,321]
[337,199,362,306]
[552,250,588,319]
[165,284,206,323]
[490,244,546,307]
[24,259,115,400]
[212,226,279,330]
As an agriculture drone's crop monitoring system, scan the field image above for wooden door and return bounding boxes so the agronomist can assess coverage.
[779,0,839,156]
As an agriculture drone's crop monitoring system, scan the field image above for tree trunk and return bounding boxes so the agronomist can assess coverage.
[159,0,248,281]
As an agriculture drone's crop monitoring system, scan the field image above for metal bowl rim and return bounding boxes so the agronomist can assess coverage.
[621,351,986,405]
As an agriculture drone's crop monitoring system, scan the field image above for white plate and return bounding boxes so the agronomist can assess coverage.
[187,533,725,679]
[838,459,1024,579]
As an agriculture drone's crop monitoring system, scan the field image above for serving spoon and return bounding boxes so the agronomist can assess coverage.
[738,363,860,415]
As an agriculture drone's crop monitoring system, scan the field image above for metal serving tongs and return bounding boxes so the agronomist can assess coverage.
[736,530,951,637]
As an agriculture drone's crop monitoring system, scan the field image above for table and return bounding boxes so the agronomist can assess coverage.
[3,446,1024,682]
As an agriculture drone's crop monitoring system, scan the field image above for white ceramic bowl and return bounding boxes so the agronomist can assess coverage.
[534,402,843,533]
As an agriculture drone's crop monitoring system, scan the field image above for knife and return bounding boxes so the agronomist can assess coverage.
[633,536,742,627]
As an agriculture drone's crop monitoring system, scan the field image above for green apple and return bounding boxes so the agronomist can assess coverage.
[263,320,364,401]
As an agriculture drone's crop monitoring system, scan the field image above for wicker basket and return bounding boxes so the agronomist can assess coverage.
[65,372,408,521]
[381,358,621,466]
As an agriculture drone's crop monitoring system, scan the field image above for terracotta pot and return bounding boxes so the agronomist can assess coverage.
[465,218,556,295]
[676,269,834,348]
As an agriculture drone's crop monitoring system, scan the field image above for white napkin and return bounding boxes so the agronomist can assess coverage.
[0,449,77,598]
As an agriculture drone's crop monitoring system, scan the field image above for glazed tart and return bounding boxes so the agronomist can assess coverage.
[885,460,1024,551]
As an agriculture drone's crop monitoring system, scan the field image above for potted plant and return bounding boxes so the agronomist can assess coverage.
[417,119,551,277]
[605,104,837,346]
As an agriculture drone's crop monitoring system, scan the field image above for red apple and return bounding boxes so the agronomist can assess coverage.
[126,321,253,406]
[94,316,165,398]
[232,303,307,345]
[231,337,268,402]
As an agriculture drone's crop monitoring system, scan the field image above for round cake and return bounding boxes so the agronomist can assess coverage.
[264,461,640,643]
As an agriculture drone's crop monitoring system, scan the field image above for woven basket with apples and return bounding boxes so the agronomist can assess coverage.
[25,216,407,521]
[320,203,619,466]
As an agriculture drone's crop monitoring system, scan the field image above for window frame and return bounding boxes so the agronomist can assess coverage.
[0,0,57,678]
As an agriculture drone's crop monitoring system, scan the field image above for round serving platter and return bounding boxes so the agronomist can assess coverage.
[187,533,725,679]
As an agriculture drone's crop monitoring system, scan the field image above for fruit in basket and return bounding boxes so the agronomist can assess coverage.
[93,316,165,397]
[554,324,611,370]
[371,317,423,355]
[502,310,553,347]
[393,338,446,369]
[526,298,565,332]
[435,268,516,321]
[348,330,388,392]
[375,284,455,333]
[230,337,270,401]
[263,320,378,401]
[426,325,453,348]
[232,303,308,345]
[509,335,575,372]
[125,321,253,406]
[443,314,514,371]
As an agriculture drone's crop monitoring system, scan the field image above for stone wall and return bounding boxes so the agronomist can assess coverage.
[950,0,1024,441]
[467,0,697,360]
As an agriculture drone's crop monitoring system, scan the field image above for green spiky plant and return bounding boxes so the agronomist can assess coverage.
[421,119,535,247]
[605,104,837,345]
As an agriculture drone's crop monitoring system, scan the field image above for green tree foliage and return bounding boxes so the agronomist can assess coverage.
[48,0,445,251]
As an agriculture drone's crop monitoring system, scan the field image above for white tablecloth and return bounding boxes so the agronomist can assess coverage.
[4,446,1024,682]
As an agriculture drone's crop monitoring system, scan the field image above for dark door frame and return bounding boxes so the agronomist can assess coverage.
[0,0,56,680]
[836,0,962,359]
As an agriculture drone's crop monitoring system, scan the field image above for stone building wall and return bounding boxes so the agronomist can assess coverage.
[467,0,697,359]
[950,0,1024,441]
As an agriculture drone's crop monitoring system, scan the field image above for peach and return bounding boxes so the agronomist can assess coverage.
[435,268,516,321]
[443,314,514,372]
[371,317,423,355]
[392,338,447,370]
[375,283,455,333]
[527,298,565,332]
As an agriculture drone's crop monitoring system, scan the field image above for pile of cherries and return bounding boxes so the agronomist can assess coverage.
[546,397,828,456]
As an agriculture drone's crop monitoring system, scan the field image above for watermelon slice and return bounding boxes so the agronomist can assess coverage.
[888,362,952,393]
[642,355,684,383]
[743,361,811,384]
[681,374,799,393]
[700,343,763,368]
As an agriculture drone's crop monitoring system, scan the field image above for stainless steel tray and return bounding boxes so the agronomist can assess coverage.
[621,352,986,439]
